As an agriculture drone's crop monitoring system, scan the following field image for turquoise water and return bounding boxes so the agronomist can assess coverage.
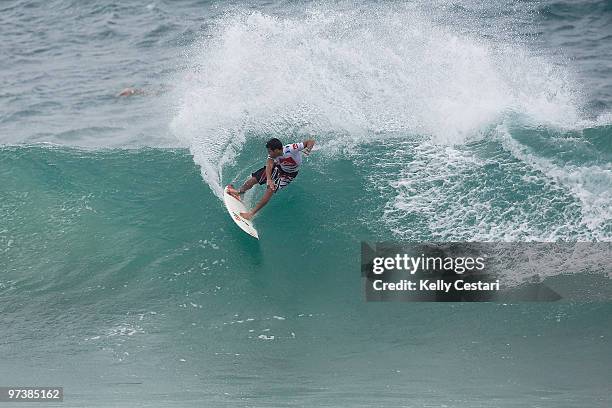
[1,1,611,407]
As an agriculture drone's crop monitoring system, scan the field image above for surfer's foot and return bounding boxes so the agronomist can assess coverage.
[240,211,253,220]
[227,185,242,200]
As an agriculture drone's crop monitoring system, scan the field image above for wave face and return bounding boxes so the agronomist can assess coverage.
[1,144,610,406]
[169,2,610,240]
[1,0,611,407]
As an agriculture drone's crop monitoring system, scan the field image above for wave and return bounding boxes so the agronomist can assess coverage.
[169,2,587,198]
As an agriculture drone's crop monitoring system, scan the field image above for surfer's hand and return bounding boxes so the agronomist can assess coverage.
[267,180,276,191]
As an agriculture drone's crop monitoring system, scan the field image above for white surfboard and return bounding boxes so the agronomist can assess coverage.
[223,186,259,239]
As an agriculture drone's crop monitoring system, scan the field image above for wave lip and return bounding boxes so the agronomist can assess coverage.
[170,3,585,196]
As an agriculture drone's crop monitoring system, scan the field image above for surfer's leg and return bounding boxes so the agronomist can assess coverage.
[238,176,258,193]
[227,175,258,196]
[274,173,296,192]
[240,187,274,220]
[229,166,268,196]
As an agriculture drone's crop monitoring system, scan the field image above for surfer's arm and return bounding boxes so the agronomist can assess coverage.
[265,158,275,190]
[303,139,315,154]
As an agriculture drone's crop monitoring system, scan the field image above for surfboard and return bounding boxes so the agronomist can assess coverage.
[223,186,259,239]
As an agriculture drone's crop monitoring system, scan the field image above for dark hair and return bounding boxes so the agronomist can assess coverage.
[265,138,283,151]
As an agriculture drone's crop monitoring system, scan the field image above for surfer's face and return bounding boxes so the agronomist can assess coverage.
[267,148,283,158]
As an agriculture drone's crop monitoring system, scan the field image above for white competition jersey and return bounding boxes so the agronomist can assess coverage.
[269,142,304,173]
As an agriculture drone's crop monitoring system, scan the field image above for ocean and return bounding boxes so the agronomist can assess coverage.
[1,0,611,407]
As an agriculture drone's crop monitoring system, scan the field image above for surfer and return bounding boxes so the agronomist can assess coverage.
[227,137,315,220]
[117,87,146,97]
[117,84,174,97]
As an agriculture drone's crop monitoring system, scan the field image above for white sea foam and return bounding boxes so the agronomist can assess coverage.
[170,3,584,197]
[375,137,605,241]
[379,122,611,242]
[169,2,610,245]
[495,124,611,240]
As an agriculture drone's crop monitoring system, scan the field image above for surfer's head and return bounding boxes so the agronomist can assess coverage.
[266,138,284,158]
